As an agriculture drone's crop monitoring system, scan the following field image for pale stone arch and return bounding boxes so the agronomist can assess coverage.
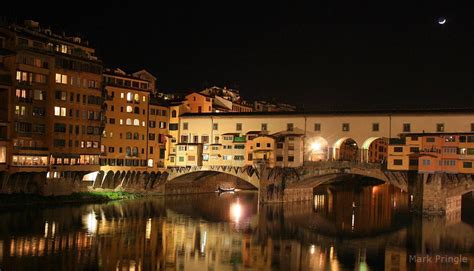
[332,137,359,161]
[360,137,388,163]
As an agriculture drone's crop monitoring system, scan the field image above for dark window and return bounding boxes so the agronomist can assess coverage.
[54,123,66,133]
[409,147,419,152]
[213,123,218,130]
[256,143,260,147]
[394,147,403,152]
[436,123,445,132]
[266,143,271,148]
[403,123,411,132]
[287,123,294,131]
[314,123,321,132]
[393,159,403,165]
[463,161,472,168]
[169,123,178,130]
[276,156,283,161]
[261,123,267,131]
[426,137,435,142]
[236,123,242,131]
[53,139,66,147]
[372,123,379,132]
[288,156,294,162]
[277,143,283,149]
[342,123,350,132]
[409,159,418,166]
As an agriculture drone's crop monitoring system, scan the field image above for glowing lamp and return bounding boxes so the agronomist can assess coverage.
[311,142,321,152]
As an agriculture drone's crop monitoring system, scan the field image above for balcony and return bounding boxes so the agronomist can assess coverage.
[16,97,33,103]
[14,146,49,151]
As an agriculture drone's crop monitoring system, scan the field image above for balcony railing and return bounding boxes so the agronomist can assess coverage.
[14,146,49,151]
[16,97,33,103]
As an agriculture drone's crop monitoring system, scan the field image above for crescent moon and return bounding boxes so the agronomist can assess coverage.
[439,19,446,25]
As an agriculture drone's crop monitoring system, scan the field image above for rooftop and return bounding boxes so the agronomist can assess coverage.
[181,107,474,117]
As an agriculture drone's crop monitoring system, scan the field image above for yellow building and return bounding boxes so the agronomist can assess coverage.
[166,101,189,166]
[246,134,276,167]
[175,143,203,167]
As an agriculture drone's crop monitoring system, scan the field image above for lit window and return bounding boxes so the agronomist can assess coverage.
[127,92,133,102]
[54,106,67,116]
[126,106,133,113]
[55,73,67,84]
[143,96,146,102]
[120,119,124,125]
[134,119,140,126]
[121,93,124,99]
[147,159,154,167]
[126,118,132,125]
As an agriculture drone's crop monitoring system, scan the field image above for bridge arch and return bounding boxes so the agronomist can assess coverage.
[166,166,260,193]
[332,137,359,162]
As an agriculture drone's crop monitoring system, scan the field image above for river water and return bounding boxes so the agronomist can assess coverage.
[0,182,473,271]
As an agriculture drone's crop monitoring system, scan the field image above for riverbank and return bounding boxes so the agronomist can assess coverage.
[0,191,142,207]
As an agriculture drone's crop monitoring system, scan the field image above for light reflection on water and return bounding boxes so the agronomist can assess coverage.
[0,182,473,271]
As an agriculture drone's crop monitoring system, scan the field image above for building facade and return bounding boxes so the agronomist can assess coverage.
[0,20,103,178]
[387,133,474,173]
[177,110,474,166]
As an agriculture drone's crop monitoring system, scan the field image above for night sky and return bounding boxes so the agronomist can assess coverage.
[4,1,474,110]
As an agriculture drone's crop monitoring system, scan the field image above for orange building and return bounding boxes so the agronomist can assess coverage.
[185,92,212,113]
[101,68,169,172]
[367,138,387,163]
[387,133,474,173]
[0,20,103,178]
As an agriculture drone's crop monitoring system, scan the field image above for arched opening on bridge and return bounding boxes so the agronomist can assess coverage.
[361,137,388,163]
[332,138,359,161]
[306,136,329,162]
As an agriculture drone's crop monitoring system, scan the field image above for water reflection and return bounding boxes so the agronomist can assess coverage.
[0,183,472,271]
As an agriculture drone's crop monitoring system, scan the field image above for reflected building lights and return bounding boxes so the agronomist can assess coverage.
[83,210,98,235]
[44,221,48,238]
[230,200,242,223]
[51,222,56,238]
[310,244,316,255]
[146,218,152,239]
[314,194,325,210]
[200,231,207,254]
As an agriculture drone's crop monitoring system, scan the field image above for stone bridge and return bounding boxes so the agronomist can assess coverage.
[91,169,168,192]
[163,161,474,215]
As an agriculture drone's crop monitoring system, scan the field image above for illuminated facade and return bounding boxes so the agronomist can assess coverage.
[387,132,474,173]
[178,111,474,165]
[0,20,103,177]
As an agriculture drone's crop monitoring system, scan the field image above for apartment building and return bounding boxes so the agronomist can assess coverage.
[387,133,474,173]
[0,20,103,177]
[100,68,155,171]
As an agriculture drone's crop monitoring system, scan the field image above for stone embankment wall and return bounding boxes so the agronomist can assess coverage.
[0,172,88,196]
